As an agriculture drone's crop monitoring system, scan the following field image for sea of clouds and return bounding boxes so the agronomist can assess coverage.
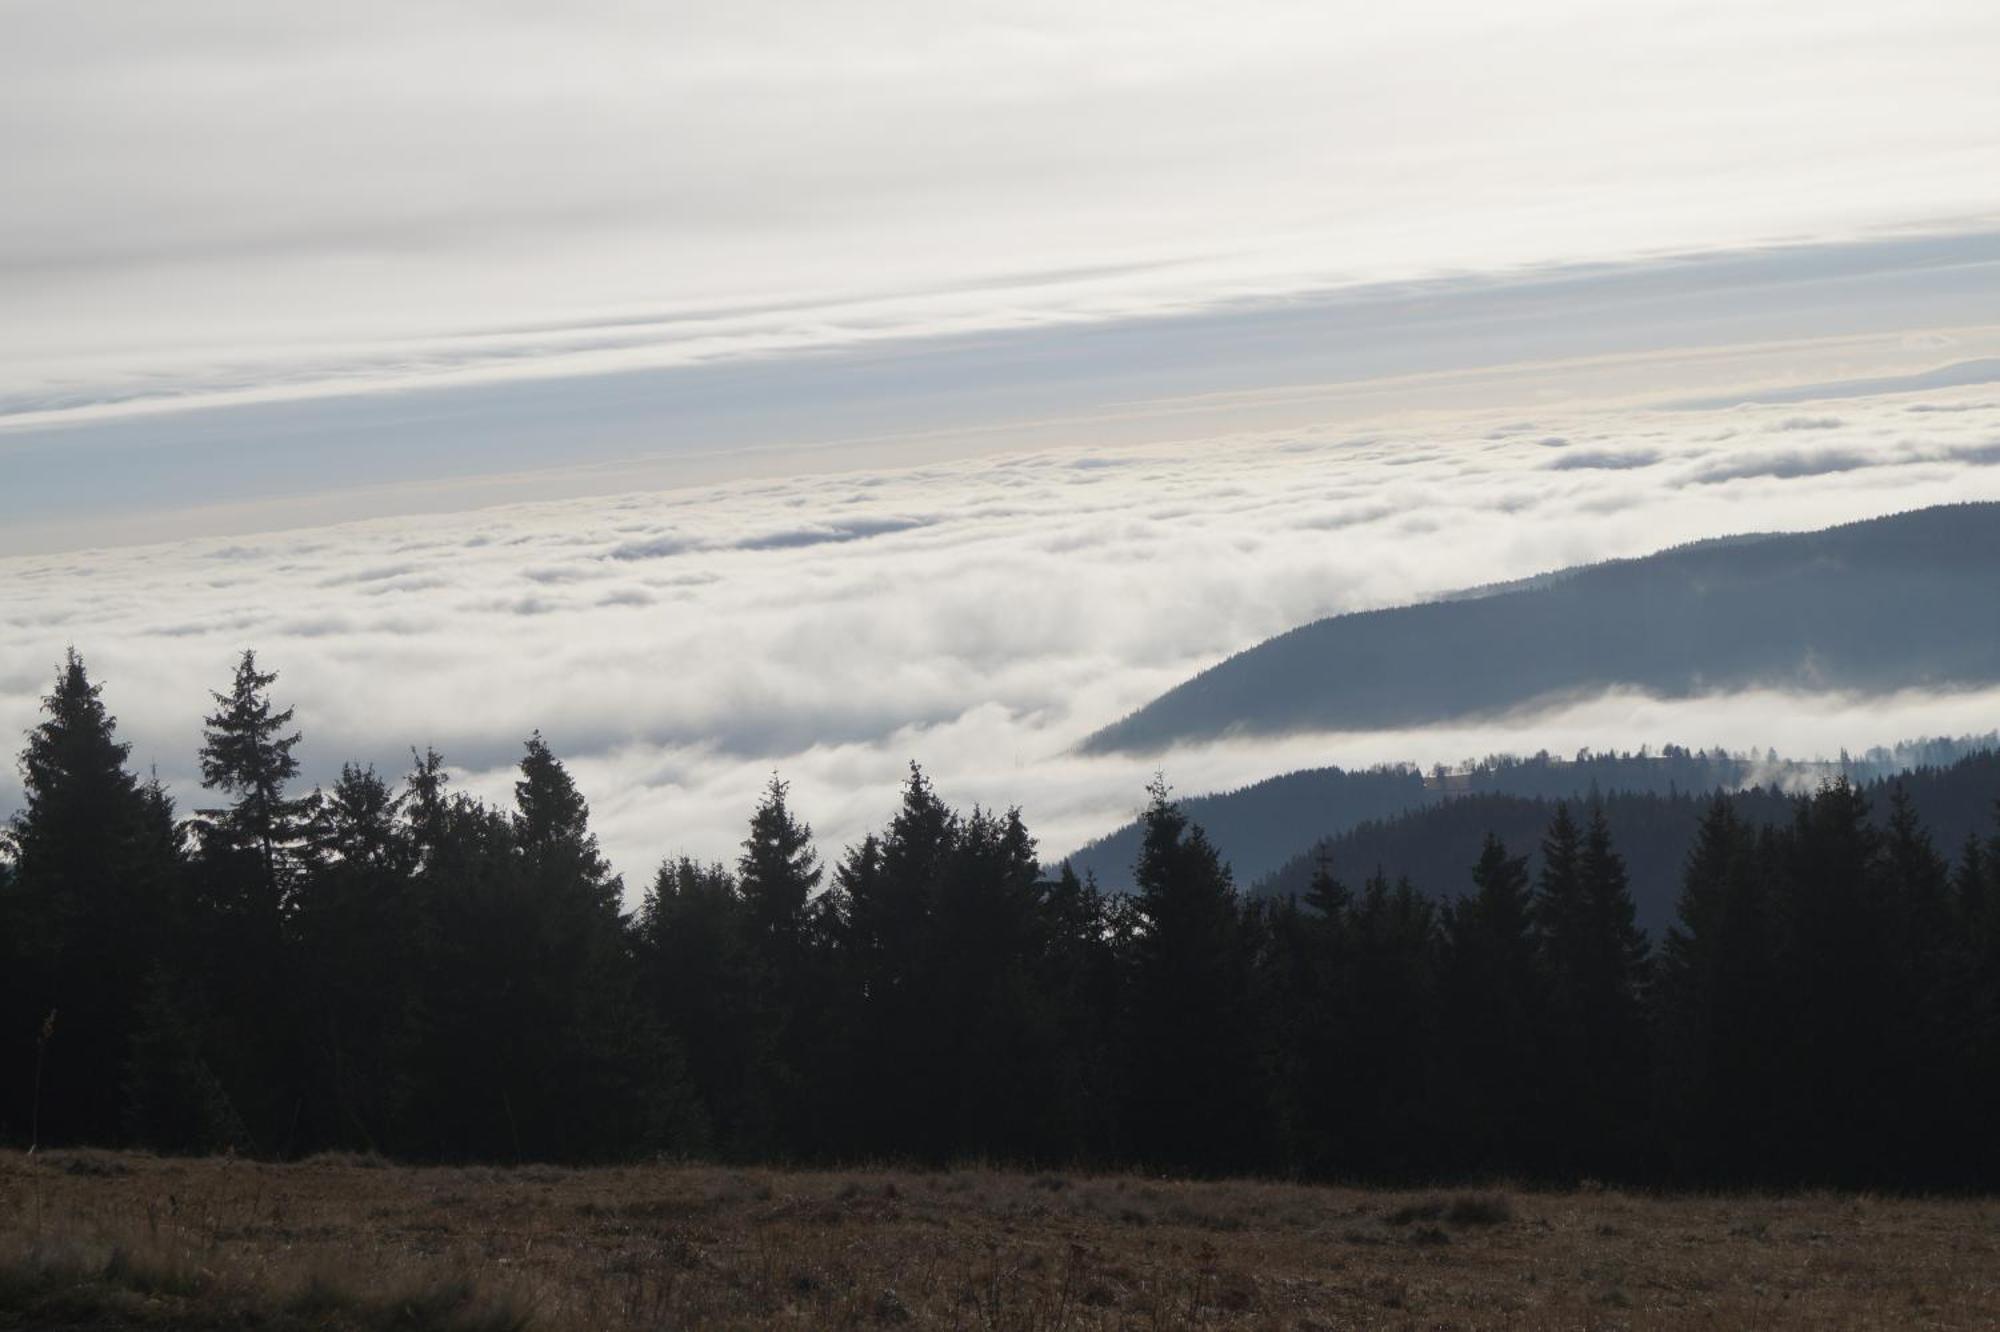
[7,383,2000,893]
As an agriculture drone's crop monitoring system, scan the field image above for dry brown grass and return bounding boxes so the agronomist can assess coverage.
[3,1149,1998,1329]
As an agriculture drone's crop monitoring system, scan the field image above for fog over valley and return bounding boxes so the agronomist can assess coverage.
[9,375,2000,892]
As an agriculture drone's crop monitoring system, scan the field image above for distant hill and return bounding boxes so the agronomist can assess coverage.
[1057,734,1999,894]
[1251,749,2000,937]
[1061,765,1427,891]
[1081,503,2000,755]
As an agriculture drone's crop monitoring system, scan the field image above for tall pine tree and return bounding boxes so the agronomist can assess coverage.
[1439,833,1541,1174]
[1124,779,1263,1174]
[5,651,179,1146]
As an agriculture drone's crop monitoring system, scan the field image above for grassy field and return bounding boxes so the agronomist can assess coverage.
[3,1150,1998,1329]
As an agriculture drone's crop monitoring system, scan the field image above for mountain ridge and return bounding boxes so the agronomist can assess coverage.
[1080,502,2000,755]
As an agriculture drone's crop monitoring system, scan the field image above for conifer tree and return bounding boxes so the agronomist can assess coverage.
[934,805,1050,1158]
[197,650,311,914]
[1961,811,2000,1183]
[634,857,742,1154]
[1256,848,1354,1175]
[840,764,959,1159]
[290,764,414,1152]
[1339,869,1439,1174]
[1124,778,1262,1173]
[513,731,620,915]
[6,651,177,1145]
[185,650,315,1147]
[1652,795,1780,1178]
[1439,833,1540,1173]
[1038,862,1125,1161]
[724,777,825,1150]
[1532,801,1649,1174]
[1769,776,1889,1178]
[738,776,821,949]
[403,747,453,862]
[502,734,659,1158]
[1878,784,1958,1176]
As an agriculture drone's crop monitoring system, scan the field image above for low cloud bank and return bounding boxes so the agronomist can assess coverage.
[6,387,2000,892]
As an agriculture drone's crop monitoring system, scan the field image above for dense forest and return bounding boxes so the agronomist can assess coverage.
[1254,750,2000,934]
[6,650,2000,1189]
[1064,739,2000,894]
[1084,502,2000,753]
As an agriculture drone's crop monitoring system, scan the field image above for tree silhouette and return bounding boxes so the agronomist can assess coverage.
[4,651,177,1146]
[197,650,309,914]
[1125,778,1262,1173]
[1439,833,1541,1174]
[12,646,2000,1187]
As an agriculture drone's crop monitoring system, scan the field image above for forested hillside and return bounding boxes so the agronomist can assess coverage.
[1084,502,2000,753]
[6,650,2000,1189]
[1247,750,2000,933]
[1064,740,1999,894]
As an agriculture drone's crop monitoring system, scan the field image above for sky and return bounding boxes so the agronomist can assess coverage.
[5,1,2000,888]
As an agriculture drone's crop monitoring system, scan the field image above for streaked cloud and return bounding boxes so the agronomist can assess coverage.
[4,1,1997,440]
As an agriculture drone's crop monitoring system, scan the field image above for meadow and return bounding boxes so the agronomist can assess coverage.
[4,1150,1997,1329]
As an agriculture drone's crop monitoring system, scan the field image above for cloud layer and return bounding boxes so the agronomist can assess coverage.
[4,0,1997,435]
[7,383,2000,891]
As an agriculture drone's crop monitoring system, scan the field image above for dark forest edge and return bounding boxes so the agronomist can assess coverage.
[1062,735,2000,903]
[5,649,2000,1190]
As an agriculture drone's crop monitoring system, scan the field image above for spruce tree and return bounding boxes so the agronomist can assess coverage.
[513,731,621,915]
[1124,778,1262,1173]
[197,649,310,915]
[1039,862,1125,1161]
[1339,870,1439,1175]
[933,804,1049,1159]
[290,764,414,1152]
[1770,777,1888,1178]
[1652,795,1781,1179]
[505,734,657,1158]
[6,651,177,1145]
[738,776,822,949]
[1576,803,1651,1170]
[634,857,742,1155]
[1533,801,1649,1175]
[728,777,823,1151]
[840,763,958,1159]
[1878,784,1957,1178]
[1439,833,1540,1173]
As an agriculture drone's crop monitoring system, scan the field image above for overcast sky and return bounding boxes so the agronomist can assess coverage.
[5,3,1998,464]
[5,2,2000,883]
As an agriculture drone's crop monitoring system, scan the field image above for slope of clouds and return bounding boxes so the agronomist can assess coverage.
[7,386,2000,888]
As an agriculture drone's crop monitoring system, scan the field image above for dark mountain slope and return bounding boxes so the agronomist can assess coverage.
[1060,764,1427,892]
[1082,503,2000,754]
[1253,750,2000,936]
[1066,749,1787,892]
[1059,735,2000,895]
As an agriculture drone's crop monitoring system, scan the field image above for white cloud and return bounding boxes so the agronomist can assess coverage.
[6,383,2000,892]
[3,0,1997,434]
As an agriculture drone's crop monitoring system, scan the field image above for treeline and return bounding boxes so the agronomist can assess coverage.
[1258,751,2000,935]
[1074,741,2000,898]
[5,650,2000,1187]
